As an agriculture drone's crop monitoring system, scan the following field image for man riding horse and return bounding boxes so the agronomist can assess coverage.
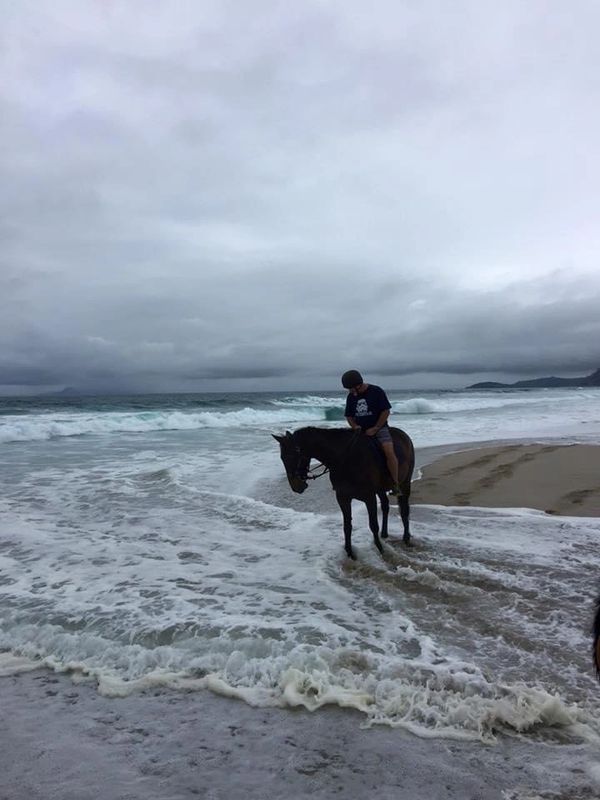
[341,370,401,496]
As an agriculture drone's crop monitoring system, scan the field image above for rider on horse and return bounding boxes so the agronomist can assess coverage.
[341,370,401,496]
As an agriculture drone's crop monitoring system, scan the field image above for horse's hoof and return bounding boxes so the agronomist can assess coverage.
[403,538,413,548]
[381,532,389,539]
[346,549,357,560]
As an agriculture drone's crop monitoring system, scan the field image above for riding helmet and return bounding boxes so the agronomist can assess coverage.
[341,370,363,388]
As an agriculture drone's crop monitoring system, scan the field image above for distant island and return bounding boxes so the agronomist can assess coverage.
[42,386,90,397]
[467,367,600,389]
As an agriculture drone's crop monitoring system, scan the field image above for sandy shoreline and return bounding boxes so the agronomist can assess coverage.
[412,443,600,516]
[3,668,600,800]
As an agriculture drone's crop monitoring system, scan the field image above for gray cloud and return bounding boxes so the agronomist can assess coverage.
[2,1,600,392]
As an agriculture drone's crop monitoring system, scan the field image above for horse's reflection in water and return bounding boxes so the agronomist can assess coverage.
[273,426,414,560]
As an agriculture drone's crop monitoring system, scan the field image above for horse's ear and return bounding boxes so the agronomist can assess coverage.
[285,430,292,438]
[272,434,284,443]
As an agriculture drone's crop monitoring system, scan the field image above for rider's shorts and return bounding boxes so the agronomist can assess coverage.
[375,426,392,444]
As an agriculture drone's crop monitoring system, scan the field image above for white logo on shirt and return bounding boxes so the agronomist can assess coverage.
[355,399,369,417]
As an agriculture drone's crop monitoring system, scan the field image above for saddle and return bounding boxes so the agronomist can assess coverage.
[363,431,406,472]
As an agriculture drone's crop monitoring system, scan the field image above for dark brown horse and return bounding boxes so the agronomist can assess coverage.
[273,426,415,560]
[594,593,600,680]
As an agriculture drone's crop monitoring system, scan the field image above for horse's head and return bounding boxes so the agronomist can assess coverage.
[272,431,310,494]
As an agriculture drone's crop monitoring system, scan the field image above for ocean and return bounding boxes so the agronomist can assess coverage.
[1,387,600,745]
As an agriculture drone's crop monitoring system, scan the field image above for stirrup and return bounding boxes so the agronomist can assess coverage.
[389,484,401,497]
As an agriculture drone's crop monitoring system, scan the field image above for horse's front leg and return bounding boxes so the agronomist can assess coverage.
[365,496,383,555]
[378,491,390,539]
[336,492,355,560]
[399,494,411,546]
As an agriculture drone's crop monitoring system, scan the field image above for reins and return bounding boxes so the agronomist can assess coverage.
[306,462,329,480]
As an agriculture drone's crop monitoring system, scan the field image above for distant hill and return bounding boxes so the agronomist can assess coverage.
[44,386,89,397]
[467,368,600,389]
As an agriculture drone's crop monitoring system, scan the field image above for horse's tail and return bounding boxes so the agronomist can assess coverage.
[403,431,415,498]
[392,427,415,497]
[593,592,600,680]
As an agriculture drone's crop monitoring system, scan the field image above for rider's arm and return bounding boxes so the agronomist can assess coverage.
[345,416,361,430]
[373,409,390,431]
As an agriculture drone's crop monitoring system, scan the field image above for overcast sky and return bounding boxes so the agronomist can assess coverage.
[2,0,600,394]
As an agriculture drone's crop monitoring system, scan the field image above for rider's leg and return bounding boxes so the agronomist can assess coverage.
[380,441,400,493]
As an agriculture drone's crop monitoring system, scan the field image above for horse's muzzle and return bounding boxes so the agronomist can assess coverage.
[288,477,308,494]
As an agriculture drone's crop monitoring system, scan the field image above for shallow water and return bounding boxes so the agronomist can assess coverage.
[1,389,600,743]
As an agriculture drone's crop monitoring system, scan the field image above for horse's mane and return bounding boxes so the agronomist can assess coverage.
[292,426,358,443]
[295,426,355,437]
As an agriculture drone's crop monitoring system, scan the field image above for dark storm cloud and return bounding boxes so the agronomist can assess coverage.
[2,1,600,392]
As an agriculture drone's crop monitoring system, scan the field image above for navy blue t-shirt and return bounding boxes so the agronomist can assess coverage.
[344,384,391,431]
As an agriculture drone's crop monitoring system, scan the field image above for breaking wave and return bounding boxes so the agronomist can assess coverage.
[0,408,326,443]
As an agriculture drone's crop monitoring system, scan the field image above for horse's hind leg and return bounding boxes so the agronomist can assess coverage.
[378,491,390,539]
[336,492,355,560]
[399,495,411,546]
[392,429,414,547]
[366,496,383,555]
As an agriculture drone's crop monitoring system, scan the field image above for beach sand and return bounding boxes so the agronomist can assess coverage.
[3,442,600,800]
[3,669,599,800]
[412,443,600,516]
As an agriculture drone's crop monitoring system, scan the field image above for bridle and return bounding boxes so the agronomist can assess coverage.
[307,461,329,481]
[287,436,329,482]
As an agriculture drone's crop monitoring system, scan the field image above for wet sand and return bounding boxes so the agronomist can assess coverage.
[3,668,600,800]
[412,443,600,516]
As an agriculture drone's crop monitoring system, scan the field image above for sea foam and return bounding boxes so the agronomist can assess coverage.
[1,480,599,743]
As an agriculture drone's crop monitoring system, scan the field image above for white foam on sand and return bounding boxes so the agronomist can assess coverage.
[0,652,43,676]
[3,664,598,800]
[2,458,600,745]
